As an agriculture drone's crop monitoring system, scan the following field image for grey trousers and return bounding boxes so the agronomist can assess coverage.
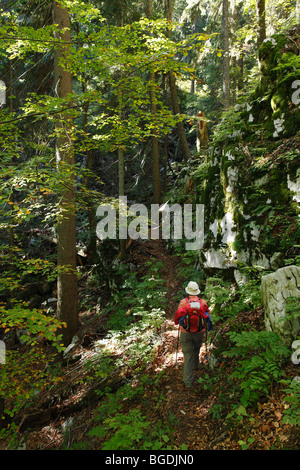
[180,331,204,387]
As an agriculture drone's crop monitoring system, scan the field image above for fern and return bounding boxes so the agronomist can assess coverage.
[282,379,300,426]
[224,330,290,410]
[94,409,149,450]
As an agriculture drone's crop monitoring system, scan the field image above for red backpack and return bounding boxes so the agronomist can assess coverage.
[175,297,209,333]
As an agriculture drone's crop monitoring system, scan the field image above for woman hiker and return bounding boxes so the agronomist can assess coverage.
[175,281,211,389]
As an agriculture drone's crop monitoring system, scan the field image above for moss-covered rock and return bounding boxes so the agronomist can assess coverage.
[165,29,299,277]
[199,29,300,272]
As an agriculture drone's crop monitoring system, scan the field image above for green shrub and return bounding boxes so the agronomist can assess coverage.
[224,330,290,420]
[282,379,300,427]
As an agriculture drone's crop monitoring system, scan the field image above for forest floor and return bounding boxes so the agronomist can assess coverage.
[11,239,300,451]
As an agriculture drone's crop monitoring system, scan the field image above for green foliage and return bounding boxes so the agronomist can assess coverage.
[0,301,65,349]
[261,213,300,254]
[204,270,262,322]
[83,258,166,386]
[95,306,165,372]
[80,376,179,450]
[88,407,178,450]
[89,408,150,450]
[212,102,247,145]
[0,344,64,440]
[224,330,290,417]
[0,0,299,451]
[0,246,66,439]
[103,259,167,330]
[0,298,65,439]
[200,323,291,426]
[0,245,57,294]
[238,437,256,450]
[275,53,300,85]
[76,252,179,450]
[282,379,300,426]
[284,296,300,322]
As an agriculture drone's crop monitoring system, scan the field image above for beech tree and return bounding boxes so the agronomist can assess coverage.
[165,0,191,162]
[53,1,78,346]
[147,0,161,204]
[222,0,230,107]
[256,0,266,48]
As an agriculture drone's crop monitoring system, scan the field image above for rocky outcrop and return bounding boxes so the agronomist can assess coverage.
[261,265,300,345]
[200,29,300,274]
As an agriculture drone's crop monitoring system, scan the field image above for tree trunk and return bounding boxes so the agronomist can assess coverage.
[256,0,266,49]
[231,0,237,105]
[196,111,209,152]
[147,0,161,204]
[238,54,244,91]
[163,134,168,195]
[85,149,97,264]
[149,72,161,205]
[82,77,97,265]
[168,72,191,162]
[222,0,230,108]
[8,60,14,246]
[118,7,127,257]
[118,146,127,257]
[53,1,78,346]
[165,0,191,162]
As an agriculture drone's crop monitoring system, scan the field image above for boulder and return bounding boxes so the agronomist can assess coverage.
[261,265,300,345]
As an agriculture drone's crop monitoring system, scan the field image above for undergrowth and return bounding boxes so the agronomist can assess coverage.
[80,261,300,450]
[72,259,182,450]
[197,270,300,438]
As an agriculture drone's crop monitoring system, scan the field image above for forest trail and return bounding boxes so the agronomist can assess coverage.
[132,239,223,450]
[20,239,222,450]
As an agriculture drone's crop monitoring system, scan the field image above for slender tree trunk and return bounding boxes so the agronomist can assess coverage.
[79,31,97,265]
[165,0,191,162]
[53,1,78,346]
[168,72,191,162]
[222,0,230,108]
[147,0,161,204]
[8,60,14,246]
[163,134,168,195]
[118,90,126,256]
[149,72,161,204]
[117,6,127,256]
[231,0,237,105]
[190,79,195,94]
[118,146,127,257]
[256,0,266,49]
[85,149,97,264]
[238,54,244,91]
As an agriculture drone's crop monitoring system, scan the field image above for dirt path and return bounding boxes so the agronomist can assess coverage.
[145,241,299,451]
[137,239,223,450]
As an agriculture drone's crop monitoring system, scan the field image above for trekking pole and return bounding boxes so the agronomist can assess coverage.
[204,321,208,362]
[175,326,180,365]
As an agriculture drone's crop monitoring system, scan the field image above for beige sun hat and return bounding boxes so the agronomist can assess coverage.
[185,281,200,296]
